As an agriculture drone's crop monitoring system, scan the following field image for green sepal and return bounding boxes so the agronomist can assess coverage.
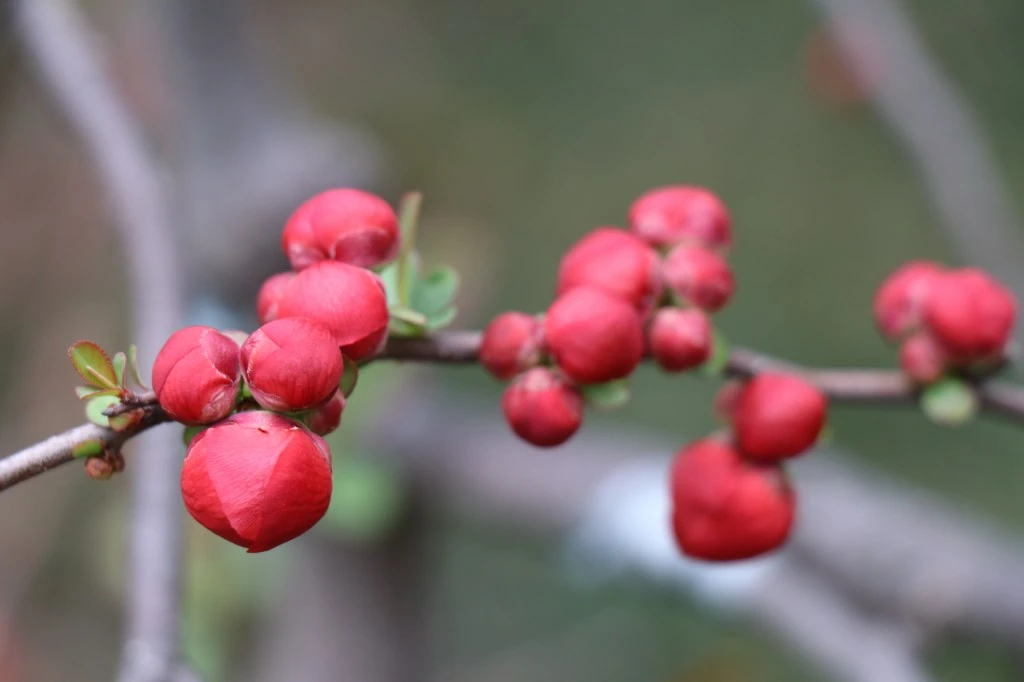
[698,329,730,378]
[582,379,631,411]
[72,438,105,459]
[69,341,118,389]
[339,360,359,398]
[85,394,121,427]
[921,377,978,427]
[182,425,207,447]
[76,386,120,400]
[112,352,127,387]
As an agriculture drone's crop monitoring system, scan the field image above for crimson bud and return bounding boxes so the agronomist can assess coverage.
[240,318,344,412]
[281,188,399,270]
[276,261,390,361]
[479,312,545,380]
[873,260,942,341]
[648,307,713,372]
[670,438,794,561]
[924,268,1016,363]
[544,287,644,384]
[152,326,241,425]
[257,272,296,324]
[628,185,732,251]
[732,373,827,461]
[899,333,946,384]
[556,227,662,314]
[305,390,346,436]
[662,245,735,312]
[501,368,583,447]
[181,411,332,553]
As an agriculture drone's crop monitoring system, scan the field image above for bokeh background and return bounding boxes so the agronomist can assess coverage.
[1,0,1024,680]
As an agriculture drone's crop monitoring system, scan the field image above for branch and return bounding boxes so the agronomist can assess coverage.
[4,330,1024,495]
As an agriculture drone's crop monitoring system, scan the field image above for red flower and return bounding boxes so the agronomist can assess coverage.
[256,272,296,325]
[276,261,390,361]
[732,373,827,461]
[648,307,713,372]
[873,261,942,341]
[556,227,662,314]
[281,188,399,270]
[544,287,644,384]
[670,438,794,561]
[501,368,583,447]
[152,326,241,425]
[479,312,545,380]
[662,245,735,313]
[181,411,333,553]
[924,268,1016,362]
[240,318,344,412]
[628,185,732,251]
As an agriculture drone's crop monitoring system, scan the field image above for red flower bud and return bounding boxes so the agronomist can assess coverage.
[305,390,345,436]
[899,332,946,384]
[732,373,827,461]
[281,188,399,270]
[544,287,645,384]
[276,261,390,361]
[924,268,1016,362]
[628,185,732,251]
[648,307,713,372]
[152,326,241,425]
[501,368,583,447]
[713,380,744,423]
[873,261,942,341]
[662,245,735,312]
[256,272,296,324]
[240,318,344,412]
[181,411,332,553]
[556,227,662,314]
[670,439,794,561]
[479,312,545,380]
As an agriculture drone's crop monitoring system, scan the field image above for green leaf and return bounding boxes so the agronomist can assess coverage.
[85,394,120,427]
[921,378,978,427]
[388,306,429,337]
[112,352,126,387]
[339,360,359,398]
[127,344,147,388]
[411,266,459,316]
[321,458,405,542]
[69,341,118,389]
[182,425,206,447]
[582,379,631,411]
[698,329,730,378]
[425,306,458,331]
[76,385,119,400]
[72,438,104,459]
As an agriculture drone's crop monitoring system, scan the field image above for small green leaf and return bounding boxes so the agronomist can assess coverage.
[127,344,147,388]
[582,379,631,411]
[389,306,429,337]
[396,192,424,307]
[240,381,253,400]
[339,361,359,398]
[85,394,121,427]
[425,306,458,331]
[70,341,118,389]
[76,386,120,400]
[921,378,978,427]
[182,425,206,447]
[411,266,459,316]
[321,458,405,542]
[698,329,730,378]
[112,352,127,387]
[72,438,105,459]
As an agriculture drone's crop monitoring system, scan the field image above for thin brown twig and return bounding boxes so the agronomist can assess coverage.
[4,330,1024,495]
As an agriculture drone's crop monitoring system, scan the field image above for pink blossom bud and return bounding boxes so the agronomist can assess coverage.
[899,333,946,384]
[276,261,390,361]
[281,188,399,270]
[648,307,712,372]
[924,268,1017,363]
[544,287,645,384]
[732,373,827,461]
[479,312,545,380]
[305,390,345,436]
[152,326,241,425]
[181,411,333,553]
[501,368,583,447]
[628,185,732,251]
[662,245,735,312]
[256,272,296,324]
[240,318,344,412]
[873,261,943,341]
[556,227,662,314]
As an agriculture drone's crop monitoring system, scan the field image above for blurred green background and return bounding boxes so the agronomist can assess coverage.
[2,0,1024,679]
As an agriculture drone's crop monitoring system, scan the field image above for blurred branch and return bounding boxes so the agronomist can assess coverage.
[5,330,1024,494]
[811,0,1024,297]
[14,1,188,681]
